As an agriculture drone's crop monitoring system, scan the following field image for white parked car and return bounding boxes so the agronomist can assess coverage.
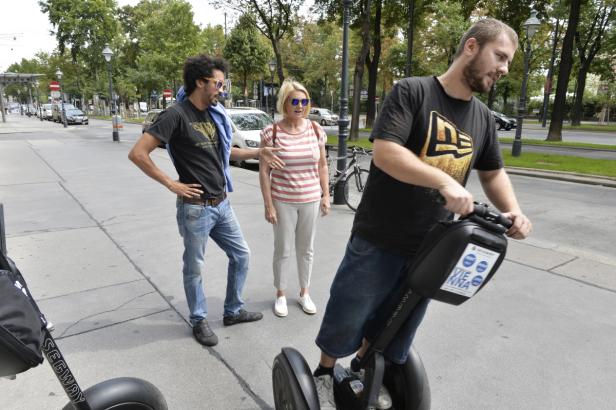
[308,107,338,126]
[228,108,273,166]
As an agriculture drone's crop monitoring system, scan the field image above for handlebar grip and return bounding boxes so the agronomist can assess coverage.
[472,203,513,229]
[435,193,512,229]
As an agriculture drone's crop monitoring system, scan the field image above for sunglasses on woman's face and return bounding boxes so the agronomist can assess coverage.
[290,98,310,106]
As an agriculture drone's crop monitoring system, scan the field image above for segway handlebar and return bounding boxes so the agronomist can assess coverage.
[435,193,513,230]
[470,202,513,229]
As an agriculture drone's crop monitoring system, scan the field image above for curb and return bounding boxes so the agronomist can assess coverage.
[506,167,616,188]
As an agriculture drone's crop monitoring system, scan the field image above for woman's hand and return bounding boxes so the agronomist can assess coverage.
[264,204,278,224]
[320,195,331,217]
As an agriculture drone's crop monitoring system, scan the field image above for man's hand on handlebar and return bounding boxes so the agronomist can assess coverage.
[502,211,532,239]
[438,182,474,216]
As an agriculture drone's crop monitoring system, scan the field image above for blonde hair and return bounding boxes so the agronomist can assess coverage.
[276,79,311,117]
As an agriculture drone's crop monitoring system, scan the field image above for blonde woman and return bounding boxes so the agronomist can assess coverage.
[259,80,330,317]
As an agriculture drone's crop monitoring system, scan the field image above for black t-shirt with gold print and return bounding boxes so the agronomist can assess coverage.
[146,100,225,198]
[353,76,503,256]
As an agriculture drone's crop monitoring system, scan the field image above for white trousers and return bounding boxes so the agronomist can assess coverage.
[272,199,320,291]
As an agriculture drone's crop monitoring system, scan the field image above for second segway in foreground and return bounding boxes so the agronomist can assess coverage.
[272,201,513,409]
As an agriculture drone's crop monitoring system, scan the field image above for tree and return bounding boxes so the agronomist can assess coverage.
[280,20,343,109]
[365,0,382,128]
[214,0,303,85]
[570,0,614,125]
[347,0,372,140]
[39,0,118,63]
[200,25,227,57]
[135,0,202,107]
[547,0,582,141]
[224,14,270,99]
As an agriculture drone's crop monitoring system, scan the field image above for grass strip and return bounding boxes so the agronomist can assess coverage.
[498,137,616,151]
[325,136,616,178]
[502,150,616,178]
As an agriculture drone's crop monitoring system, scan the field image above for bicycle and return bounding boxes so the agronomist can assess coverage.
[326,145,372,212]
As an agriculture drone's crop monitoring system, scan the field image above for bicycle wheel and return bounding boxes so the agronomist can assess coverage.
[343,168,370,211]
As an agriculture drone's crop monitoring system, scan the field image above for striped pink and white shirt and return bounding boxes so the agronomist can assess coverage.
[260,120,327,203]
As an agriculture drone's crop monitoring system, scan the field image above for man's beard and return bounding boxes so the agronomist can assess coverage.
[463,53,494,94]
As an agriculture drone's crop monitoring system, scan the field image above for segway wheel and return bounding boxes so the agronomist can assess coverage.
[272,347,319,410]
[62,377,167,410]
[383,346,431,410]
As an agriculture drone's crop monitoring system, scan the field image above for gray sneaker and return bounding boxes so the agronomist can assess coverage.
[347,367,392,409]
[314,374,336,409]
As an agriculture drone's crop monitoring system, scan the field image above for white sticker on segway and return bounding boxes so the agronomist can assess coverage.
[440,244,501,298]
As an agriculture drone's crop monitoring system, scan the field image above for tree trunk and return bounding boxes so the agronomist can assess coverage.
[570,66,588,126]
[547,0,581,141]
[243,70,248,99]
[405,0,415,77]
[272,42,284,86]
[503,86,509,111]
[487,84,496,110]
[350,0,372,141]
[365,0,382,128]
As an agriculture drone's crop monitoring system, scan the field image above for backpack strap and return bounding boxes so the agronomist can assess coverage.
[272,122,277,146]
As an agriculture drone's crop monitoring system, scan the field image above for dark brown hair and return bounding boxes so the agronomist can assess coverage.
[454,18,518,60]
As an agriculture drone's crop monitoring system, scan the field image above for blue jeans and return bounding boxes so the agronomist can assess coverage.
[176,199,250,325]
[315,234,430,364]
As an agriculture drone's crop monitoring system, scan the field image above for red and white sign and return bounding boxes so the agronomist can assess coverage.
[49,81,60,91]
[163,89,173,98]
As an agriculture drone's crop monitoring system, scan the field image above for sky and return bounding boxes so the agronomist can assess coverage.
[0,0,230,72]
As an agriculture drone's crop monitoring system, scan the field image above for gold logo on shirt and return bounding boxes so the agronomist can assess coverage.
[419,111,473,183]
[191,121,218,149]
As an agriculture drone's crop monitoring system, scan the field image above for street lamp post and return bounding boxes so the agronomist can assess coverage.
[34,80,43,121]
[55,69,67,128]
[102,45,120,142]
[512,10,541,157]
[264,79,269,115]
[334,0,352,204]
[268,60,276,120]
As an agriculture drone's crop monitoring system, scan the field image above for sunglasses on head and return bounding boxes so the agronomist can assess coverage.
[290,98,310,106]
[203,77,224,90]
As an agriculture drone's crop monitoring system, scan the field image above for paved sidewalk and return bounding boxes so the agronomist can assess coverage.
[1,116,615,409]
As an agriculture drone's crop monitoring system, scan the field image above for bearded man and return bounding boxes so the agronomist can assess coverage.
[312,18,533,409]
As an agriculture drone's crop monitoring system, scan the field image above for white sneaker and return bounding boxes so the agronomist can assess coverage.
[298,294,317,314]
[347,367,392,409]
[314,374,336,409]
[274,296,288,317]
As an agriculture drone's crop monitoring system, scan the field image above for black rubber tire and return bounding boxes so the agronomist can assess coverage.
[320,119,327,126]
[343,168,370,212]
[383,346,431,410]
[62,377,167,410]
[272,352,313,410]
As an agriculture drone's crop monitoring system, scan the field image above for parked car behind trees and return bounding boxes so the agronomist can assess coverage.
[492,111,517,131]
[308,107,338,126]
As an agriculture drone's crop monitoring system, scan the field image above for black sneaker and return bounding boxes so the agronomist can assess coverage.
[193,320,218,346]
[223,309,263,326]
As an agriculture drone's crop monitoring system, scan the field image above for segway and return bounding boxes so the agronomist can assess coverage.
[0,204,168,410]
[272,202,512,409]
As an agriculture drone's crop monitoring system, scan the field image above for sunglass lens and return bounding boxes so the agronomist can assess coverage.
[302,99,309,106]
